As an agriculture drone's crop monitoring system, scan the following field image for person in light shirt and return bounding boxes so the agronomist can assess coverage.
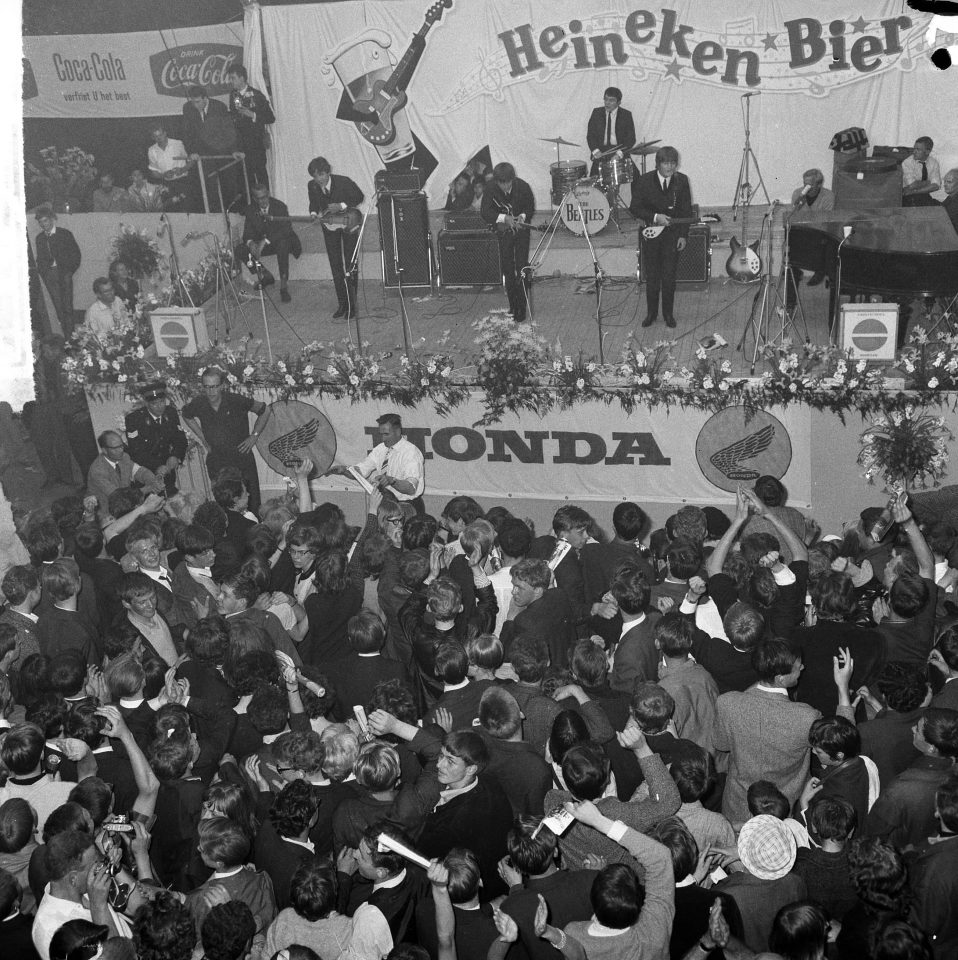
[82,278,128,339]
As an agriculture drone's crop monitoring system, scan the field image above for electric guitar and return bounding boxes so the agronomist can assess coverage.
[725,205,762,282]
[352,0,453,147]
[641,218,699,240]
[264,209,362,232]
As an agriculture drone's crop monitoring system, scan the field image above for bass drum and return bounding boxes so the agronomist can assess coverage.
[550,160,587,206]
[559,182,610,236]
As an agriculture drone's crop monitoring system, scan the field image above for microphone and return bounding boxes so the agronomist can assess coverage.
[742,91,761,98]
[801,184,812,197]
[842,225,854,239]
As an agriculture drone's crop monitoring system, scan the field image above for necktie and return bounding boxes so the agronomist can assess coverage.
[921,161,928,182]
[663,178,670,193]
[605,112,612,145]
[115,463,122,482]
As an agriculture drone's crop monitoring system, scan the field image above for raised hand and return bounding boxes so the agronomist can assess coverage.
[94,705,130,739]
[492,906,519,943]
[367,709,397,737]
[533,894,549,937]
[434,707,454,733]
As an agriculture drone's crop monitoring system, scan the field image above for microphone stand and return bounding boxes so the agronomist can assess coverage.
[347,196,376,348]
[161,214,194,308]
[575,193,606,363]
[779,199,810,345]
[389,193,413,357]
[832,228,853,343]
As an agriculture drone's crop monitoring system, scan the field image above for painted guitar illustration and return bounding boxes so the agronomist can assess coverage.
[641,218,699,240]
[725,204,762,282]
[264,209,362,232]
[352,0,453,147]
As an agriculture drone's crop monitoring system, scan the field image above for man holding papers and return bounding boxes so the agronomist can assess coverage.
[328,412,425,511]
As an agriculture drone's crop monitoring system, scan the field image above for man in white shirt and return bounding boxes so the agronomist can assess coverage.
[902,136,941,207]
[329,412,425,509]
[148,126,190,180]
[83,277,128,338]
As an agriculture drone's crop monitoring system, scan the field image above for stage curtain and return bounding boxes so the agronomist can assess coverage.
[243,1,275,185]
[259,0,957,213]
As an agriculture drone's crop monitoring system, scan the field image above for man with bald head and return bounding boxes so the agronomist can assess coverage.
[86,430,164,516]
[942,168,958,235]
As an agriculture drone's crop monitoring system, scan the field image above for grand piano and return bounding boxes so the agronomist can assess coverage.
[788,206,958,328]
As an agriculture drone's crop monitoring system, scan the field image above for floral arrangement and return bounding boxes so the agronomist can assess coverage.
[62,314,958,427]
[109,224,161,279]
[27,146,97,210]
[472,311,552,424]
[858,405,953,489]
[138,238,236,312]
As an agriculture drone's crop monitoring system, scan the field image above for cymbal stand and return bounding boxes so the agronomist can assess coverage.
[731,93,769,219]
[160,214,195,309]
[523,204,566,323]
[575,193,607,363]
[737,202,791,374]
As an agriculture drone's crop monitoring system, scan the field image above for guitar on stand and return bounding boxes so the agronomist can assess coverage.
[725,207,763,282]
[351,0,453,147]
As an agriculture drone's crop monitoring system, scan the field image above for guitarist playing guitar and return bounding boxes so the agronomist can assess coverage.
[480,161,536,323]
[308,156,365,320]
[629,145,693,329]
[240,183,303,303]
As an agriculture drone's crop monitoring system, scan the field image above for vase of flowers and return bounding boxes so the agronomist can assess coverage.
[26,146,97,212]
[858,405,953,490]
[109,224,161,279]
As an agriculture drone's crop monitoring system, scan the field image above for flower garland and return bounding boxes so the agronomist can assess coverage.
[61,314,958,430]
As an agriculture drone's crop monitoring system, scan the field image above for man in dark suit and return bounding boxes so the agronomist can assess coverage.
[480,162,535,323]
[241,183,302,303]
[630,145,694,329]
[307,156,364,320]
[586,86,636,177]
[227,65,275,189]
[124,381,188,496]
[182,85,242,212]
[33,207,81,337]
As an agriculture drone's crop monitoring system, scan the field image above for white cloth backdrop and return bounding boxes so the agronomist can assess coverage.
[260,0,958,214]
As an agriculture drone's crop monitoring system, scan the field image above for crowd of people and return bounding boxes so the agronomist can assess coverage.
[0,406,957,960]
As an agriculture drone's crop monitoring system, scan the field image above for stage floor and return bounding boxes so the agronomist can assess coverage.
[215,261,836,379]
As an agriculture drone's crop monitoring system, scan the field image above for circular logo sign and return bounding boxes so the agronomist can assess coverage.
[851,315,890,355]
[695,407,792,493]
[256,400,337,477]
[159,320,190,352]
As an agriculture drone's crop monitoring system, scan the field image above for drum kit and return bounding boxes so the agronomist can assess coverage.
[541,135,661,236]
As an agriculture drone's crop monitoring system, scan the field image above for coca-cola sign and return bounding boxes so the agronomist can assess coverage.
[149,44,242,97]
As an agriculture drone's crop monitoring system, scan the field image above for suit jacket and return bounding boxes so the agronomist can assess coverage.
[629,169,694,239]
[586,105,636,154]
[325,652,407,721]
[252,819,312,912]
[480,177,535,227]
[124,405,187,473]
[229,85,275,148]
[865,755,955,849]
[714,685,821,825]
[610,613,662,694]
[658,658,719,755]
[931,677,958,710]
[34,227,81,275]
[909,834,958,960]
[528,534,589,624]
[500,587,577,668]
[87,452,159,515]
[859,707,923,787]
[307,174,364,215]
[181,96,237,155]
[945,192,958,235]
[242,197,301,254]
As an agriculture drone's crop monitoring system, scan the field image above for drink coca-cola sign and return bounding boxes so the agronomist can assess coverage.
[149,44,242,97]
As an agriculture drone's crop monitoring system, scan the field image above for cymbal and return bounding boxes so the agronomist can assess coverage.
[629,140,662,155]
[539,136,580,147]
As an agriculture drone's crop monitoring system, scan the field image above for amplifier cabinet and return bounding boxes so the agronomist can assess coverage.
[438,229,502,286]
[378,193,433,288]
[676,224,711,284]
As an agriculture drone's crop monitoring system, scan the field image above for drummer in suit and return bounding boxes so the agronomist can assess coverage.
[124,381,188,496]
[630,146,693,330]
[587,87,636,180]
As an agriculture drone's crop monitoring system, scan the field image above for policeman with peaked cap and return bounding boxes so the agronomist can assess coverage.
[124,381,188,495]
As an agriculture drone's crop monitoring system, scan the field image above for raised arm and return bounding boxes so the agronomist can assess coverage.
[707,487,749,578]
[741,488,807,563]
[894,496,934,579]
[96,706,160,822]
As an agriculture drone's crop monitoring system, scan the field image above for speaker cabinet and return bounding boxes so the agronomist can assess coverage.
[149,307,209,357]
[834,161,902,209]
[841,303,899,360]
[676,225,711,283]
[378,193,433,288]
[438,230,502,286]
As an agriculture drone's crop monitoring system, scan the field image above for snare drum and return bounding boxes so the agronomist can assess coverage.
[559,182,610,236]
[598,155,634,190]
[550,160,587,205]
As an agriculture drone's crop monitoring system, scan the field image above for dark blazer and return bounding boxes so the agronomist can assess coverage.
[586,105,636,154]
[229,85,275,146]
[242,197,302,254]
[629,169,694,238]
[500,588,577,668]
[181,96,236,155]
[580,539,655,601]
[307,174,364,215]
[34,227,81,275]
[479,734,552,816]
[528,534,589,624]
[326,652,408,721]
[125,405,187,474]
[252,818,312,911]
[480,177,535,226]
